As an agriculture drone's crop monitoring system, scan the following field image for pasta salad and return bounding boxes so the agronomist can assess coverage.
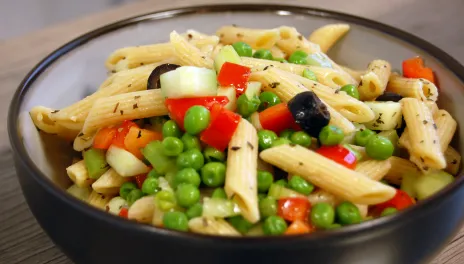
[30,24,460,236]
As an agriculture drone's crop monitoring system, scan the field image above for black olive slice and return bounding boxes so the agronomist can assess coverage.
[375,92,403,102]
[147,63,181,89]
[287,91,330,137]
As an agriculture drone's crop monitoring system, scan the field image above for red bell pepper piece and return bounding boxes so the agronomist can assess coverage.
[285,220,314,235]
[93,127,118,150]
[277,197,311,222]
[112,120,139,149]
[259,103,299,134]
[165,96,229,129]
[316,145,357,169]
[200,103,241,151]
[217,62,251,96]
[119,207,129,218]
[372,189,415,216]
[402,56,436,85]
[135,174,148,189]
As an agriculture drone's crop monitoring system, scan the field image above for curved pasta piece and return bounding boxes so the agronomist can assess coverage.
[188,217,241,236]
[217,26,280,50]
[170,31,213,69]
[308,24,350,53]
[29,106,80,140]
[92,168,131,195]
[225,119,260,223]
[66,160,94,187]
[82,89,168,134]
[260,144,396,205]
[128,196,156,224]
[358,60,391,100]
[386,73,438,102]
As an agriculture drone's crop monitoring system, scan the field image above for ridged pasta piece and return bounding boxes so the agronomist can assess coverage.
[307,189,367,218]
[217,26,280,50]
[92,168,131,195]
[400,98,445,169]
[308,24,350,53]
[128,196,156,224]
[87,191,113,210]
[260,144,396,205]
[50,65,155,127]
[425,101,439,117]
[383,157,420,185]
[29,106,80,140]
[444,146,461,175]
[170,31,213,69]
[188,217,241,236]
[340,65,364,83]
[276,26,321,54]
[355,160,391,181]
[386,73,438,102]
[66,160,94,187]
[73,130,96,151]
[225,119,260,223]
[182,30,220,49]
[270,46,287,59]
[82,89,168,134]
[358,60,391,100]
[434,110,457,152]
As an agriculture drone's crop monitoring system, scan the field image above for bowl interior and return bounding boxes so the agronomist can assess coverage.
[16,8,464,191]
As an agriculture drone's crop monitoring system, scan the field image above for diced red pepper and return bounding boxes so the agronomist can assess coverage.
[93,127,118,150]
[165,96,229,129]
[112,120,139,149]
[372,189,415,216]
[135,174,147,189]
[277,197,311,222]
[200,103,241,151]
[402,56,436,85]
[316,145,357,169]
[259,103,300,134]
[217,62,251,96]
[119,207,129,218]
[285,220,315,235]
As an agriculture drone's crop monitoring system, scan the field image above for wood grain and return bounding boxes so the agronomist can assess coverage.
[1,0,463,263]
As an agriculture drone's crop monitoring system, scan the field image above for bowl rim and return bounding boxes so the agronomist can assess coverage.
[8,3,464,244]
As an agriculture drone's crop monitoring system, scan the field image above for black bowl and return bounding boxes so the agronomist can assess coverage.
[8,4,464,264]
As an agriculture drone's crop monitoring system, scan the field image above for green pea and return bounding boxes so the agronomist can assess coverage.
[119,182,137,199]
[212,188,228,199]
[174,168,201,188]
[288,50,308,65]
[181,133,202,151]
[319,125,344,146]
[232,41,253,57]
[126,189,144,206]
[303,68,317,82]
[175,183,200,208]
[259,196,277,217]
[262,216,287,235]
[381,207,398,217]
[201,162,226,187]
[237,94,260,118]
[253,49,273,60]
[162,120,182,138]
[326,223,342,230]
[141,177,159,195]
[365,135,394,160]
[354,129,376,147]
[273,58,288,63]
[274,179,288,187]
[163,211,189,231]
[271,137,292,147]
[340,84,360,100]
[184,106,210,135]
[164,171,176,187]
[177,149,205,170]
[185,203,203,219]
[156,190,176,211]
[288,175,314,195]
[279,129,294,140]
[310,202,335,229]
[290,131,312,147]
[335,201,362,225]
[147,168,161,178]
[257,170,274,193]
[259,91,281,111]
[258,193,267,201]
[162,137,184,156]
[258,130,278,150]
[228,215,253,234]
[203,147,225,162]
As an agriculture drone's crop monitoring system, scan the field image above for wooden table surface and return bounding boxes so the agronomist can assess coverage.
[1,0,463,263]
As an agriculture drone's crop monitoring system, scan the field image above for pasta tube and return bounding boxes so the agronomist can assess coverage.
[384,157,420,185]
[355,160,391,181]
[276,26,321,54]
[170,31,213,69]
[217,26,280,50]
[386,73,438,102]
[92,168,131,195]
[128,196,156,224]
[308,24,350,53]
[188,217,241,236]
[66,160,94,188]
[87,191,113,210]
[444,146,461,175]
[358,60,391,100]
[29,106,80,140]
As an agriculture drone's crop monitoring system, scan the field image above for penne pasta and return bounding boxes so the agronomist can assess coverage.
[355,159,391,181]
[183,30,220,49]
[270,46,287,59]
[29,106,81,140]
[217,26,280,50]
[82,89,168,134]
[188,217,241,236]
[444,146,461,176]
[170,31,213,69]
[400,98,446,170]
[87,191,113,210]
[128,196,156,224]
[260,144,396,204]
[358,60,391,100]
[425,101,439,117]
[384,157,420,185]
[308,24,350,53]
[276,26,321,54]
[434,109,457,152]
[66,160,94,188]
[307,189,340,206]
[73,130,96,152]
[340,65,364,83]
[92,168,131,195]
[386,73,438,102]
[225,119,260,223]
